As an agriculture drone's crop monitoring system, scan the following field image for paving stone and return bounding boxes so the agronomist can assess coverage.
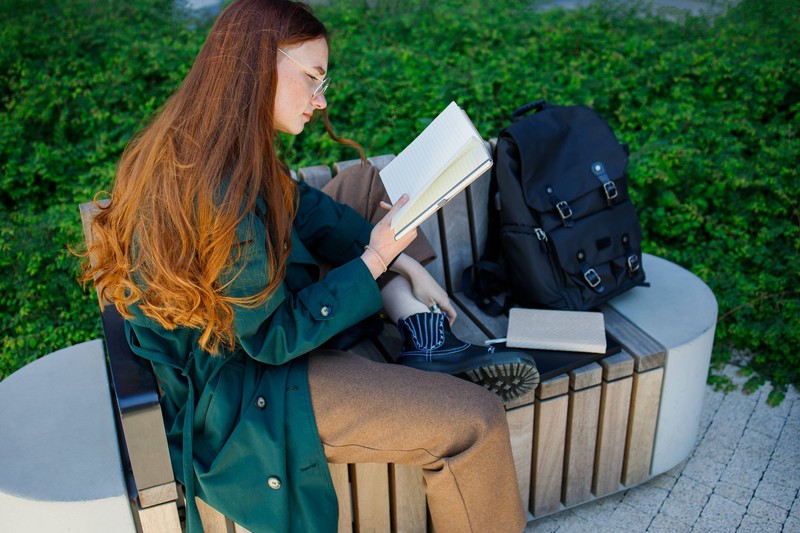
[646,513,693,533]
[712,480,754,507]
[723,513,782,533]
[753,480,797,511]
[719,433,773,490]
[746,497,789,525]
[698,493,747,529]
[791,492,800,518]
[621,484,670,517]
[748,391,793,440]
[570,492,624,522]
[692,438,735,466]
[762,451,800,489]
[525,509,592,533]
[605,502,653,532]
[659,476,712,523]
[646,471,680,493]
[682,453,726,486]
[782,514,800,533]
[692,516,742,533]
[647,472,680,493]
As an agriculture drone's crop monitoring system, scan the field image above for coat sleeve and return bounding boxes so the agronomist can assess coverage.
[224,206,382,366]
[292,181,373,264]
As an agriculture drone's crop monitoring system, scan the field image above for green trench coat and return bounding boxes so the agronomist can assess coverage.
[124,181,384,532]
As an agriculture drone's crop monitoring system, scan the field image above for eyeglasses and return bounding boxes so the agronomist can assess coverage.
[278,48,331,99]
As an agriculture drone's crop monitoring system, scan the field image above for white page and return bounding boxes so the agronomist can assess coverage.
[393,137,490,237]
[380,101,478,205]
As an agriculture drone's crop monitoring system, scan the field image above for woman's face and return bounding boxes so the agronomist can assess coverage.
[274,37,329,135]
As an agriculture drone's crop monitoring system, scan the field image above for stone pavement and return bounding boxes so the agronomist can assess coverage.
[524,365,800,532]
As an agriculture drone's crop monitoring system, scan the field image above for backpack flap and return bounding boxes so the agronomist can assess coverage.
[545,202,645,310]
[503,106,629,230]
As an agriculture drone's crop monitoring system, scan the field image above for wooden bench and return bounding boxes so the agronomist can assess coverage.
[75,145,718,532]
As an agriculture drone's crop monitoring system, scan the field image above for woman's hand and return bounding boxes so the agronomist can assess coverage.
[361,195,416,278]
[391,254,457,324]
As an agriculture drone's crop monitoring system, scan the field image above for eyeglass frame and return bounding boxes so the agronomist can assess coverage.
[277,48,331,99]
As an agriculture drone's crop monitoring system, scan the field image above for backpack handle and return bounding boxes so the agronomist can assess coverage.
[510,99,548,122]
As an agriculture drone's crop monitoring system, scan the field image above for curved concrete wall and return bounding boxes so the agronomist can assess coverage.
[608,254,718,475]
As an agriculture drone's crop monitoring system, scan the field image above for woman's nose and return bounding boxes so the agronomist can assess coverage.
[311,92,327,109]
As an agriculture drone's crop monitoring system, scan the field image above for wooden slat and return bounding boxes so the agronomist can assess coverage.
[592,352,634,496]
[367,154,396,171]
[438,186,473,294]
[197,497,235,533]
[234,524,254,533]
[329,463,353,533]
[562,363,602,507]
[298,165,332,189]
[530,375,569,517]
[623,367,664,486]
[419,202,445,289]
[333,158,362,176]
[506,404,535,508]
[138,501,182,533]
[391,465,427,533]
[601,305,665,372]
[352,463,391,533]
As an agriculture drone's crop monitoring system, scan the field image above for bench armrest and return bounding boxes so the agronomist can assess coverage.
[102,304,178,508]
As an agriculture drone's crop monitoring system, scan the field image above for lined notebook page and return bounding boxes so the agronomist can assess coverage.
[393,136,490,233]
[380,102,478,204]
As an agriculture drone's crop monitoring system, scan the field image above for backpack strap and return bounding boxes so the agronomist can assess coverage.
[591,161,620,206]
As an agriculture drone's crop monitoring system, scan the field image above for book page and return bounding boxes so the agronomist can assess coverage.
[380,102,479,205]
[392,136,490,234]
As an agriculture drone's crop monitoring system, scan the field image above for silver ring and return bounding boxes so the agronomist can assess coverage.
[430,302,440,312]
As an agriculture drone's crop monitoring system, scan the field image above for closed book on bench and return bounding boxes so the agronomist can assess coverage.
[506,308,607,354]
[379,101,492,240]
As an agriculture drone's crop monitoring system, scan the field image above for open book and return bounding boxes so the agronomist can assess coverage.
[379,102,492,240]
[505,308,607,354]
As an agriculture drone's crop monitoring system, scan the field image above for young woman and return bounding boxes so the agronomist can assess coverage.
[82,1,537,531]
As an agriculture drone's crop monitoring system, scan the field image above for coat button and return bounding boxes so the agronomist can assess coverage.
[283,241,288,250]
[267,476,282,490]
[255,396,266,410]
[320,305,331,317]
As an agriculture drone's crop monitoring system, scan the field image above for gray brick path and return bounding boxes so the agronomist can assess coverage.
[525,365,800,532]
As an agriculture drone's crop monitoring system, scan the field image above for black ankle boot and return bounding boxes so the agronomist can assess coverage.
[396,312,540,403]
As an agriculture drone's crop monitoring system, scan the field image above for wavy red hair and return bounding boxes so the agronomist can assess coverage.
[81,0,362,354]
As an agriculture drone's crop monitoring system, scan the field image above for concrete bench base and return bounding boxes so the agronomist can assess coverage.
[0,340,136,532]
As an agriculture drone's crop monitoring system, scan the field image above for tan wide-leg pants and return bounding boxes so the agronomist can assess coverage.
[307,164,527,533]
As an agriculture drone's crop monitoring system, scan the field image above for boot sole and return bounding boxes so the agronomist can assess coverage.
[458,362,540,404]
[400,354,540,404]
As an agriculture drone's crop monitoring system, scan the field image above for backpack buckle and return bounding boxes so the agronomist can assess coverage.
[556,201,573,225]
[603,181,619,202]
[627,254,641,273]
[592,162,619,205]
[583,268,602,289]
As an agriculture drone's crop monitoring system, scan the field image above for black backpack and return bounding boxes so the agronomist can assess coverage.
[463,100,646,315]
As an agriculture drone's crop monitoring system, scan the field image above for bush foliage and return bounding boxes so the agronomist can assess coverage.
[1,0,798,402]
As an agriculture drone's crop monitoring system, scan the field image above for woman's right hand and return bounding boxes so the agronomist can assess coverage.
[362,194,417,278]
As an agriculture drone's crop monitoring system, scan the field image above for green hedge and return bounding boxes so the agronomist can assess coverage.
[1,0,798,403]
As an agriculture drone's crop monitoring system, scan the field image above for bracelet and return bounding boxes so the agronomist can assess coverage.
[364,245,388,273]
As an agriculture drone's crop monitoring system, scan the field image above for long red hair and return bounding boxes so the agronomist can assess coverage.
[82,0,361,354]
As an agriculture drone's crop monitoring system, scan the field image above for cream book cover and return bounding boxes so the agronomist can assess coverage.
[379,101,492,240]
[506,308,607,354]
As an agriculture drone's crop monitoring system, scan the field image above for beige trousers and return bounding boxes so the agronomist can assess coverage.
[307,164,527,533]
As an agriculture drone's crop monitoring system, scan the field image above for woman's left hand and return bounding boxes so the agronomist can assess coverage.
[393,255,457,323]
